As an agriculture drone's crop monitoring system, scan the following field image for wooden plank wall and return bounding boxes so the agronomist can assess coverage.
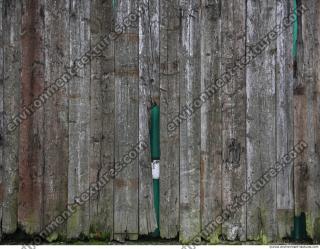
[19,0,45,236]
[221,0,246,241]
[200,0,222,244]
[0,0,320,244]
[2,0,21,236]
[246,0,277,242]
[0,0,3,239]
[179,0,201,243]
[89,0,114,240]
[295,0,320,241]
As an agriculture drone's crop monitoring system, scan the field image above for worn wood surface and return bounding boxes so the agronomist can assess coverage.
[114,0,139,241]
[19,0,45,235]
[2,0,21,235]
[246,0,277,242]
[89,0,114,240]
[0,0,3,240]
[221,0,246,241]
[294,0,309,223]
[295,0,320,242]
[276,0,294,240]
[313,0,320,242]
[200,0,222,243]
[159,0,180,239]
[138,0,158,235]
[43,0,69,240]
[0,0,320,243]
[179,0,201,243]
[67,0,91,238]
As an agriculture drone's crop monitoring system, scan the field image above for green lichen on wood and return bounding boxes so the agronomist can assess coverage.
[306,212,312,239]
[304,212,320,241]
[313,218,320,242]
[46,232,59,242]
[89,225,111,241]
[249,230,269,244]
[259,232,268,245]
[19,213,39,235]
[208,229,221,244]
[67,207,80,236]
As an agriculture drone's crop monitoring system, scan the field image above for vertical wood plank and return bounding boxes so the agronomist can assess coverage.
[275,0,294,239]
[67,0,90,238]
[293,0,309,235]
[89,0,114,239]
[179,0,201,243]
[138,0,158,235]
[246,0,277,242]
[221,0,246,241]
[43,0,69,240]
[114,0,139,241]
[159,0,180,239]
[200,0,222,243]
[295,0,320,241]
[0,0,3,240]
[2,0,21,234]
[312,0,320,242]
[19,0,45,235]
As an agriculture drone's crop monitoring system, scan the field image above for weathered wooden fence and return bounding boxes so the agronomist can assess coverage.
[0,0,320,244]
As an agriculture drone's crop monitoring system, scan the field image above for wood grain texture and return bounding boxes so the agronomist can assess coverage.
[200,0,222,243]
[114,0,139,241]
[89,0,114,240]
[294,0,309,228]
[275,0,294,240]
[221,0,246,241]
[0,0,3,241]
[312,0,320,242]
[246,0,277,242]
[43,0,69,240]
[294,0,320,241]
[0,0,319,242]
[179,0,201,243]
[18,0,45,235]
[159,0,180,239]
[67,0,91,238]
[138,0,158,235]
[2,0,21,234]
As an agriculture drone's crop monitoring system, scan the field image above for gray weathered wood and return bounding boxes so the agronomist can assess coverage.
[43,0,69,240]
[18,0,45,235]
[2,0,21,234]
[294,0,320,241]
[67,0,91,238]
[159,0,180,239]
[0,0,3,241]
[221,0,246,241]
[275,0,294,239]
[89,0,114,240]
[246,0,277,242]
[200,0,222,243]
[114,0,139,241]
[0,0,320,242]
[312,0,320,242]
[293,0,309,233]
[138,0,158,235]
[179,0,201,243]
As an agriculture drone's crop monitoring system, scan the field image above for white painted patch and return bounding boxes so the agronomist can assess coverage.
[152,160,160,179]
